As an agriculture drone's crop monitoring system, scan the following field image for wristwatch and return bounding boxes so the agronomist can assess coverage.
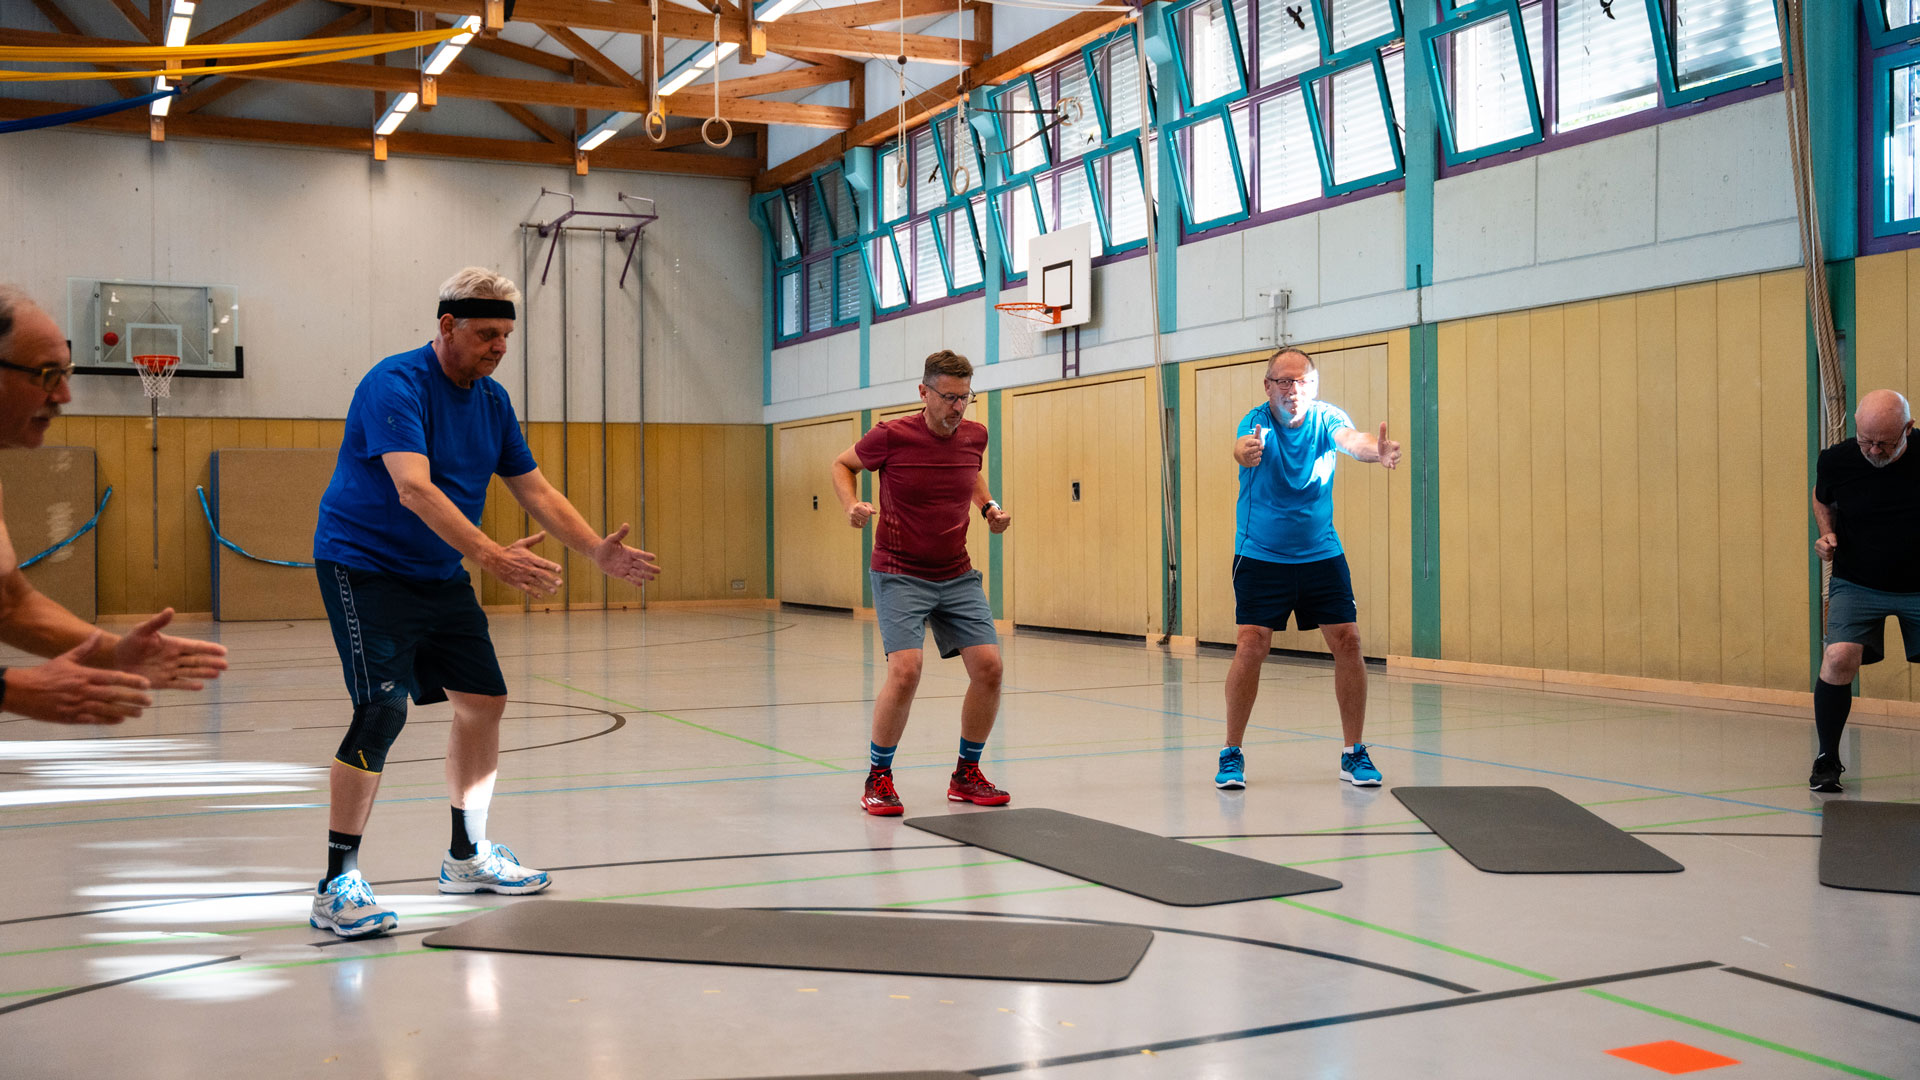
[980,500,1000,519]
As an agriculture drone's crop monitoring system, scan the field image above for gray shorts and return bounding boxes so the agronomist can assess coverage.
[1826,576,1920,665]
[872,569,999,659]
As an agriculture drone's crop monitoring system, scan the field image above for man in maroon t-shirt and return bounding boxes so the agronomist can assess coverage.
[831,350,1014,815]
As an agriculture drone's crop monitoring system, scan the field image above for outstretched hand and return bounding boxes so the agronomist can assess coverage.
[111,608,229,690]
[1375,422,1402,469]
[7,632,153,724]
[593,523,662,586]
[485,532,563,597]
[1234,425,1266,467]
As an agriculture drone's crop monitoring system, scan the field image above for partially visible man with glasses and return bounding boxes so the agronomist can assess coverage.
[1807,389,1918,793]
[0,286,228,725]
[831,349,1013,816]
[1217,346,1400,791]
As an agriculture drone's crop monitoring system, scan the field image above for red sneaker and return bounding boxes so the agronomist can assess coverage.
[947,760,1011,806]
[862,769,903,816]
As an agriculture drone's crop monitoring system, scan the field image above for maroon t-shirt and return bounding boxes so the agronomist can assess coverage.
[855,412,986,581]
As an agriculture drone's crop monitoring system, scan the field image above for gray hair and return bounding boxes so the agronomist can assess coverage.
[0,285,33,361]
[437,267,522,304]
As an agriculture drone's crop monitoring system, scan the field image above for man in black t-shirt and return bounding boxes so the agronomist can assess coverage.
[1809,389,1919,792]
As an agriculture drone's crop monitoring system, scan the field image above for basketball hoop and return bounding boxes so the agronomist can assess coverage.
[995,301,1061,357]
[134,354,179,399]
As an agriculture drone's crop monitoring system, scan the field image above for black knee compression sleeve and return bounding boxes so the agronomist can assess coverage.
[336,697,408,773]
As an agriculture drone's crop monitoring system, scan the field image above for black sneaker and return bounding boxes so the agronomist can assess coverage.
[1808,754,1844,793]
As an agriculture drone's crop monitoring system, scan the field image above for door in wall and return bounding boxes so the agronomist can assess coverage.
[774,416,861,609]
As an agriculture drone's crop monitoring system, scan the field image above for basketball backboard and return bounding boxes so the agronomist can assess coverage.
[66,278,244,379]
[1027,223,1093,330]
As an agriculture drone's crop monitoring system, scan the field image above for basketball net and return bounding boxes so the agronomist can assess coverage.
[135,354,179,399]
[995,301,1060,357]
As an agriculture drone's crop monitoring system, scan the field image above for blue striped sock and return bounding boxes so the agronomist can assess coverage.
[958,737,986,763]
[869,742,896,771]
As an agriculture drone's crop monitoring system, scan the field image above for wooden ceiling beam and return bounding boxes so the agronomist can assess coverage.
[533,22,646,94]
[355,0,983,65]
[780,0,958,29]
[0,95,759,178]
[107,0,159,43]
[178,6,370,115]
[755,8,1128,190]
[714,59,860,99]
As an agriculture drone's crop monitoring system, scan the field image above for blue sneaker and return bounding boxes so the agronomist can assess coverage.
[439,842,552,895]
[1215,746,1246,789]
[1340,744,1382,786]
[310,871,397,938]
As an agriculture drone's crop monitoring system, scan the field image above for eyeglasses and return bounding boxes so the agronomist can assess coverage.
[1264,376,1311,391]
[1859,430,1910,453]
[0,358,74,392]
[925,387,976,407]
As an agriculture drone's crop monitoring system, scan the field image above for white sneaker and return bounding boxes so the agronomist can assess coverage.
[438,842,552,895]
[310,871,398,938]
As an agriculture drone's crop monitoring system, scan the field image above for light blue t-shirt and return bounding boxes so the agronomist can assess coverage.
[1233,400,1355,563]
[314,343,537,580]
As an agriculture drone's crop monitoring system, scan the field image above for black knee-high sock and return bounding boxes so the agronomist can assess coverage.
[323,830,361,889]
[1813,678,1852,759]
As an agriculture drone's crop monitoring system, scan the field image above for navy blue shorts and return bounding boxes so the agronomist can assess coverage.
[316,560,507,705]
[1232,553,1357,632]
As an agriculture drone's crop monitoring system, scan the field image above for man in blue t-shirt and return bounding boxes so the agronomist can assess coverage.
[1216,347,1400,792]
[307,267,661,939]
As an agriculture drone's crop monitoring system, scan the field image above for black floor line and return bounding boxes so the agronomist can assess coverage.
[962,960,1723,1075]
[1719,966,1920,1024]
[767,907,1479,994]
[0,955,241,1018]
[1630,831,1822,838]
[0,843,969,926]
[1171,831,1438,839]
[386,709,626,765]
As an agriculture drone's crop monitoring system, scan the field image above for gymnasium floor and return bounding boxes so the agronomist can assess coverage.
[1,605,1915,1079]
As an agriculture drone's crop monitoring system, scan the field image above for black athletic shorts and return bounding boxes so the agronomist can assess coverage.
[316,559,508,705]
[1232,553,1358,632]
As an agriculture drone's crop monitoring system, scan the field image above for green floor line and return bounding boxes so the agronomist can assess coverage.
[532,675,848,772]
[1582,990,1894,1080]
[1274,898,1557,981]
[1282,847,1450,867]
[0,984,72,999]
[1305,819,1424,833]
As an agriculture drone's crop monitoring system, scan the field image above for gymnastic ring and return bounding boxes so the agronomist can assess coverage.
[644,108,668,142]
[702,115,733,148]
[950,163,971,194]
[1060,95,1085,124]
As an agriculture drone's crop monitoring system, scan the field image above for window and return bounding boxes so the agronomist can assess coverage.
[1303,50,1404,195]
[1256,89,1320,212]
[1168,110,1249,230]
[1643,0,1781,105]
[1873,48,1920,236]
[990,78,1051,179]
[1867,0,1920,49]
[1084,138,1151,252]
[1314,0,1402,61]
[1170,0,1249,110]
[1084,27,1154,140]
[1424,1,1544,165]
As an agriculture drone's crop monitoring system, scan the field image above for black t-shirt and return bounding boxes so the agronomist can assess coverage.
[1815,438,1920,593]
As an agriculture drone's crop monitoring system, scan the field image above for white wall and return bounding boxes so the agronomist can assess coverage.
[765,92,1803,424]
[0,128,763,424]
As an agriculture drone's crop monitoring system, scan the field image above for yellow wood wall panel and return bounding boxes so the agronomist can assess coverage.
[774,416,860,609]
[1595,296,1643,675]
[1387,333,1413,657]
[1714,276,1768,689]
[1526,307,1569,673]
[1494,313,1535,668]
[1634,290,1681,681]
[121,419,155,615]
[1758,271,1810,691]
[1560,302,1606,674]
[1673,282,1723,684]
[1463,317,1503,664]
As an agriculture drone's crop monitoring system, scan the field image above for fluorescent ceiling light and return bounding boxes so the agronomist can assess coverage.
[164,1,196,48]
[582,0,801,151]
[423,15,483,75]
[660,66,703,95]
[374,92,418,137]
[149,76,172,116]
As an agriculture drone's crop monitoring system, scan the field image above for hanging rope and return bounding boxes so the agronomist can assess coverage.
[1773,0,1845,634]
[194,487,315,569]
[951,0,971,193]
[18,488,112,570]
[0,27,459,82]
[645,0,667,140]
[0,87,176,134]
[896,0,911,189]
[703,4,732,147]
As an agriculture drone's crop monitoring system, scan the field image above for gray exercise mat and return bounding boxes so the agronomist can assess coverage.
[1392,786,1683,874]
[722,1074,974,1080]
[422,900,1151,983]
[902,807,1341,905]
[1820,800,1920,894]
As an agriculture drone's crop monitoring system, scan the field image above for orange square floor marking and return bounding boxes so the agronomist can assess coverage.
[1606,1040,1741,1074]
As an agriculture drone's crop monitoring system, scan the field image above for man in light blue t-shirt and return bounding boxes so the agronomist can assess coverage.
[1216,347,1400,791]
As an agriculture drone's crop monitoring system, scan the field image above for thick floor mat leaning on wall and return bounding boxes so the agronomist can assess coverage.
[1819,800,1920,894]
[1392,786,1684,874]
[904,807,1342,905]
[422,900,1153,983]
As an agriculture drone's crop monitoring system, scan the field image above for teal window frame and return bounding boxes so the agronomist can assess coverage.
[1420,0,1545,167]
[1640,0,1782,106]
[860,226,913,313]
[1872,46,1920,237]
[1164,0,1249,113]
[1300,49,1405,197]
[810,164,860,244]
[1311,0,1405,63]
[988,77,1053,181]
[1082,27,1159,142]
[762,191,802,263]
[990,178,1047,280]
[1864,0,1920,50]
[1082,134,1149,255]
[775,266,803,342]
[831,248,863,327]
[1165,106,1250,232]
[931,198,987,295]
[876,141,912,227]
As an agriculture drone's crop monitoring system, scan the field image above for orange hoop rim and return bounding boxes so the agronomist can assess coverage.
[133,354,181,372]
[994,301,1061,325]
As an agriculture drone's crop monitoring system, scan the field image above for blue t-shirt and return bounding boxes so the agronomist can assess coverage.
[314,343,537,580]
[1233,400,1355,564]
